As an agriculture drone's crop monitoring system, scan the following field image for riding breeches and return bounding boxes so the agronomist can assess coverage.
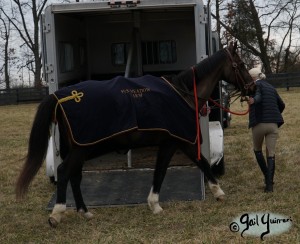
[251,123,279,157]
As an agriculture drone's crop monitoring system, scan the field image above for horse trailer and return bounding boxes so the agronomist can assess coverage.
[41,0,226,187]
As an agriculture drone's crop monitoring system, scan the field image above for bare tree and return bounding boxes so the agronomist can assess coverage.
[213,0,226,48]
[2,0,48,87]
[274,0,300,72]
[211,0,300,73]
[0,10,11,89]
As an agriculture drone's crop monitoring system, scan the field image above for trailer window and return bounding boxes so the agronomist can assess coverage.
[111,41,176,66]
[111,43,130,66]
[59,42,74,73]
[142,40,177,65]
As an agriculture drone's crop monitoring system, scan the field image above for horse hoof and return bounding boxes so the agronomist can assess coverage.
[83,211,94,219]
[152,206,163,214]
[48,216,59,228]
[78,209,94,219]
[216,194,225,201]
[48,212,62,227]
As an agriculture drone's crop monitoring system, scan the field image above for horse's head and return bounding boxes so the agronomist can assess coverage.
[223,42,255,97]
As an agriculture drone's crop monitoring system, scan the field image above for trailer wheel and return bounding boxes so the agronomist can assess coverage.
[223,112,231,128]
[49,176,57,185]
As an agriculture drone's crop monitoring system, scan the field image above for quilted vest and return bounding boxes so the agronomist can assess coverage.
[248,80,285,128]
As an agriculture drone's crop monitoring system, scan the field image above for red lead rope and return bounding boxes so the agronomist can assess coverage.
[208,97,250,115]
[192,67,201,161]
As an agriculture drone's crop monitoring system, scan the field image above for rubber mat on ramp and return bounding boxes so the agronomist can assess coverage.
[46,166,205,210]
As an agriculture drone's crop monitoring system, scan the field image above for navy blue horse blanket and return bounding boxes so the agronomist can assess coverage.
[53,75,197,145]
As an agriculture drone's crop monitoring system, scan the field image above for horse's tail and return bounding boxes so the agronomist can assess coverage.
[16,94,57,200]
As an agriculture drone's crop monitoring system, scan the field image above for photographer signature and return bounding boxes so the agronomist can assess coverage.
[230,212,292,240]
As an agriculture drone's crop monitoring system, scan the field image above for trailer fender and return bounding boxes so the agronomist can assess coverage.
[209,121,224,166]
[46,136,55,177]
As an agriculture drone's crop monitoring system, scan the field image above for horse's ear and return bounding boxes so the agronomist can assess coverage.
[228,41,238,53]
[233,41,238,52]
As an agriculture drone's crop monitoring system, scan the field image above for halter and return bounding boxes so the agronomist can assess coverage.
[171,47,253,103]
[188,66,250,115]
[225,48,255,98]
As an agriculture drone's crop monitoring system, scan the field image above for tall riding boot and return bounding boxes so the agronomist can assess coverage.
[265,156,275,192]
[254,151,268,184]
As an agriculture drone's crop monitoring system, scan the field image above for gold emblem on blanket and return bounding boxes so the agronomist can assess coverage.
[58,90,84,104]
[120,88,151,98]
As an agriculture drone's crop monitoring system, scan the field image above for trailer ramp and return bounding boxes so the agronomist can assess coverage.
[47,166,204,209]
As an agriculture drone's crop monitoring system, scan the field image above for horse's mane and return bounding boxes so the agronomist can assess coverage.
[168,49,227,90]
[193,49,227,80]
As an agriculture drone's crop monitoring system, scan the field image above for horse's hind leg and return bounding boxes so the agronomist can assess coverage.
[147,142,177,214]
[48,148,83,227]
[70,163,93,220]
[48,160,69,227]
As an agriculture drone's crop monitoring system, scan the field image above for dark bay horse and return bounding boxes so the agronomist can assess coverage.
[16,42,254,227]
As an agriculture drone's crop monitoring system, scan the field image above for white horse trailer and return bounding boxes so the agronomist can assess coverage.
[41,0,224,183]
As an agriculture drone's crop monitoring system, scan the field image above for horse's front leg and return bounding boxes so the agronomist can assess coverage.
[182,146,225,201]
[147,186,162,214]
[198,155,225,200]
[208,180,225,201]
[147,142,177,214]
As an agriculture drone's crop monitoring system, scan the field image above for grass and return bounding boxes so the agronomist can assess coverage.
[0,88,299,243]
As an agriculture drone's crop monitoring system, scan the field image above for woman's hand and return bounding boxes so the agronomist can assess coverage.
[247,97,255,105]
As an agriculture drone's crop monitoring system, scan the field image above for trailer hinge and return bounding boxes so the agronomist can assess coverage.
[43,23,51,33]
[45,64,54,74]
[108,0,140,8]
[199,13,207,24]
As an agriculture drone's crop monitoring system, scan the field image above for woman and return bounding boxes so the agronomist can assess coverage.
[247,68,285,192]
